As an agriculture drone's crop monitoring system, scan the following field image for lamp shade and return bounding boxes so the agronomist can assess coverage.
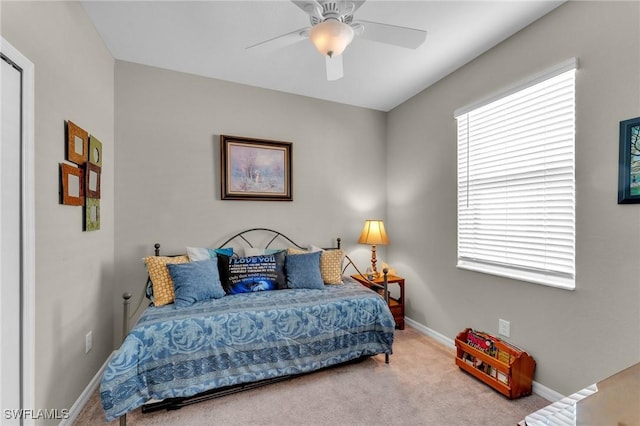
[358,220,389,246]
[309,19,354,57]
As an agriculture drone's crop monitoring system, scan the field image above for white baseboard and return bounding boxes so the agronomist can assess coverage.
[404,316,564,403]
[60,351,115,426]
[531,380,564,402]
[405,317,456,350]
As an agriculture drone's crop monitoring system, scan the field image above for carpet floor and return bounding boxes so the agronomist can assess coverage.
[74,327,550,425]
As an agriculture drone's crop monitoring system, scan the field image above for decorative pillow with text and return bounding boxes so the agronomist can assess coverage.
[217,251,286,294]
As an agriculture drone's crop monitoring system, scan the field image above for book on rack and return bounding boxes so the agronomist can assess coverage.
[497,371,509,385]
[497,350,512,364]
[465,329,496,357]
[466,329,527,365]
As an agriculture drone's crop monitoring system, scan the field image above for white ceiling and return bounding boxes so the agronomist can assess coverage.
[82,0,563,112]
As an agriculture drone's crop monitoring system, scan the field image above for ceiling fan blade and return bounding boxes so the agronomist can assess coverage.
[291,1,322,19]
[326,54,343,81]
[356,20,426,49]
[246,28,308,53]
[349,1,367,14]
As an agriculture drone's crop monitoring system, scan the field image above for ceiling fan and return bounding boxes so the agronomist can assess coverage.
[247,0,427,81]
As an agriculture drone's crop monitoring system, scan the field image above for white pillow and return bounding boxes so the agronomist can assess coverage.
[244,247,266,257]
[186,246,211,262]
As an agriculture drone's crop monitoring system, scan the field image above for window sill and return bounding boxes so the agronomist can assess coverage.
[457,260,575,291]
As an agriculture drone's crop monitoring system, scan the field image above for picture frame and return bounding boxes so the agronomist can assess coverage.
[618,116,640,204]
[60,163,84,206]
[85,162,101,199]
[220,135,292,201]
[84,198,100,231]
[66,120,88,165]
[89,135,103,167]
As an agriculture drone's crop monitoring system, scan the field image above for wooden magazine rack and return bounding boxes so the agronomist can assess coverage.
[455,328,536,399]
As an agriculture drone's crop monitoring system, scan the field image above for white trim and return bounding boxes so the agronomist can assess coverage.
[454,57,578,118]
[404,316,563,402]
[60,351,115,426]
[456,261,575,291]
[405,317,456,350]
[1,37,36,426]
[532,380,564,403]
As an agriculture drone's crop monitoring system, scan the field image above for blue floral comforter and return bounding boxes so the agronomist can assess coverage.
[100,278,394,421]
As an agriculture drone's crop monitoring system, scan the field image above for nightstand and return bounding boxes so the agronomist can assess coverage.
[351,273,405,330]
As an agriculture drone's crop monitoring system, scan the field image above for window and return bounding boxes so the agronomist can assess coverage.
[455,59,577,290]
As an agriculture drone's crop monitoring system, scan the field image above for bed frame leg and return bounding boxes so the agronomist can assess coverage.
[382,268,389,304]
[118,293,132,426]
[383,268,390,365]
[122,292,132,341]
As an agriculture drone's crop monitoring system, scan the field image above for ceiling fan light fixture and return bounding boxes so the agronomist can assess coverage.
[309,19,354,57]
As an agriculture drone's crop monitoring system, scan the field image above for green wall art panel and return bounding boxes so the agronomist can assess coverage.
[84,197,100,231]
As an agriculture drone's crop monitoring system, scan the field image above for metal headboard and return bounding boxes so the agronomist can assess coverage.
[216,227,337,252]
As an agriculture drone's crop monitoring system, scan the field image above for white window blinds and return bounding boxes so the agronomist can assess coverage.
[456,60,576,290]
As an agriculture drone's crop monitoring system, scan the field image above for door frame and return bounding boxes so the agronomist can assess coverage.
[1,36,35,423]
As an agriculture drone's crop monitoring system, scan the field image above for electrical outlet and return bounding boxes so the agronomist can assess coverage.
[85,330,93,353]
[498,319,510,338]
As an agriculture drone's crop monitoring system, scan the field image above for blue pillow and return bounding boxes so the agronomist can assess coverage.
[211,247,234,257]
[218,251,286,294]
[167,258,226,307]
[186,246,234,262]
[285,251,324,289]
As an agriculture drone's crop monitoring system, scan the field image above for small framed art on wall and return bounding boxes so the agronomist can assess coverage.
[220,135,292,201]
[618,117,640,204]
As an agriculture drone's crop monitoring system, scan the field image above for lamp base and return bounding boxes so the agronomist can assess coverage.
[370,244,378,277]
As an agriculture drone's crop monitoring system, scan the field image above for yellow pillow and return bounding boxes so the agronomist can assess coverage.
[320,249,344,285]
[287,247,307,255]
[144,255,189,306]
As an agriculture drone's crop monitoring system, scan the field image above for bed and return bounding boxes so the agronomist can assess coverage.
[100,229,395,423]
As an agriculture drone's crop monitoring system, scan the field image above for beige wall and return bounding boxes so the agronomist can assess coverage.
[113,61,388,339]
[387,1,640,395]
[1,0,115,421]
[2,0,639,417]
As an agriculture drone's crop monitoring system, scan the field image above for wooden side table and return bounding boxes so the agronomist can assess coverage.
[351,273,405,330]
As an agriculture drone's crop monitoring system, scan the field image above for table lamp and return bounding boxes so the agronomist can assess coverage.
[358,219,389,277]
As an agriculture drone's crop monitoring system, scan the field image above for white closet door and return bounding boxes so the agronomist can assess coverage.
[1,54,23,424]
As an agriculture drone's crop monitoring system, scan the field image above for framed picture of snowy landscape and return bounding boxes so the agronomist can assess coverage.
[220,135,292,201]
